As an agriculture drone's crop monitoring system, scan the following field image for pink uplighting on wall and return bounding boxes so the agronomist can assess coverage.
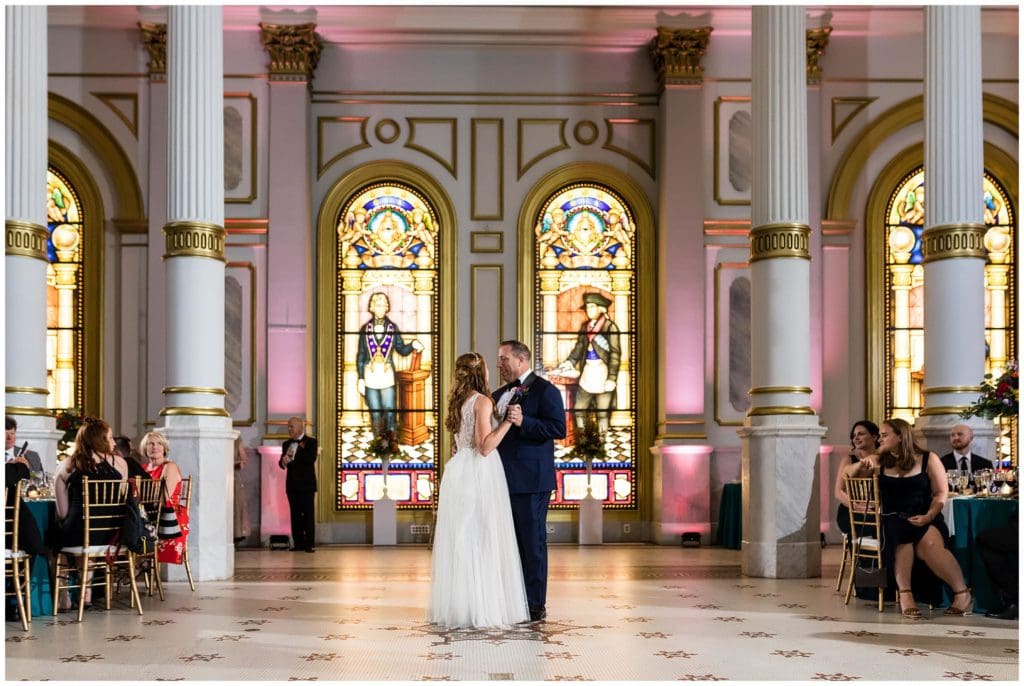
[655,445,712,537]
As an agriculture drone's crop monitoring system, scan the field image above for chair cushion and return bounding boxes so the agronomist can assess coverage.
[855,536,880,550]
[59,545,122,555]
[4,549,29,559]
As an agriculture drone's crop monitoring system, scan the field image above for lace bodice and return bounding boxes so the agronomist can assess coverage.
[455,394,480,451]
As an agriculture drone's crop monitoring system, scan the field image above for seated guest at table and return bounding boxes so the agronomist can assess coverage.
[940,424,993,476]
[4,460,45,557]
[978,515,1019,620]
[834,420,880,537]
[846,418,972,618]
[5,416,43,473]
[113,435,150,481]
[141,432,190,565]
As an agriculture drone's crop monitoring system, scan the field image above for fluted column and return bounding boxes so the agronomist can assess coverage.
[160,5,236,581]
[740,6,825,578]
[5,6,61,467]
[917,7,994,453]
[647,26,714,545]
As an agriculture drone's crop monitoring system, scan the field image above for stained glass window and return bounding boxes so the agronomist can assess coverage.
[45,169,84,411]
[533,183,636,508]
[335,182,439,509]
[884,169,1016,422]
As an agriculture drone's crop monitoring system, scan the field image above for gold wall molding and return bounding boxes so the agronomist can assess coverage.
[921,223,987,262]
[138,22,166,79]
[713,261,749,427]
[749,386,812,395]
[713,96,752,207]
[224,92,258,204]
[259,22,322,82]
[311,90,658,108]
[159,406,231,417]
[470,231,503,254]
[923,385,982,395]
[5,220,49,261]
[316,160,457,524]
[864,141,1019,422]
[49,92,145,228]
[827,92,1019,221]
[5,406,54,417]
[91,92,139,138]
[405,117,458,178]
[806,26,832,84]
[227,261,258,426]
[516,119,569,180]
[470,264,504,352]
[748,405,815,416]
[5,386,49,395]
[831,97,877,143]
[573,120,599,145]
[470,118,504,220]
[749,223,810,262]
[704,219,750,236]
[375,118,400,144]
[516,162,657,520]
[649,26,713,88]
[602,118,656,179]
[162,386,227,395]
[163,221,227,262]
[225,218,269,234]
[316,116,371,179]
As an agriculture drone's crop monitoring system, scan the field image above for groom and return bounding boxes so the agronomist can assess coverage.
[494,340,566,622]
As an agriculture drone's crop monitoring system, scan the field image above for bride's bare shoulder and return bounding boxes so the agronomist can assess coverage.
[473,393,494,412]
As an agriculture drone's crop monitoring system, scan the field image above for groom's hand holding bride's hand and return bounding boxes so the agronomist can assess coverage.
[506,405,523,426]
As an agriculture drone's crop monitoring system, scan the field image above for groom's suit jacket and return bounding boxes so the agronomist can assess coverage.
[493,372,566,494]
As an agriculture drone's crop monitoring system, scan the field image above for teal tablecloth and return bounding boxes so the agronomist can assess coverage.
[717,482,742,550]
[23,499,54,617]
[948,497,1018,614]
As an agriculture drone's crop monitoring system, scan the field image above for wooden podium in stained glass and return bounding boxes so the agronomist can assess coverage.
[397,350,430,445]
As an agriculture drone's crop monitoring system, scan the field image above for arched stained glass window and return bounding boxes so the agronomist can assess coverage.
[335,182,439,509]
[533,183,636,508]
[45,168,85,411]
[884,169,1017,423]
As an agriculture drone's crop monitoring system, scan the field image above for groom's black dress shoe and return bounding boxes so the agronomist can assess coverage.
[528,606,546,622]
[985,603,1018,620]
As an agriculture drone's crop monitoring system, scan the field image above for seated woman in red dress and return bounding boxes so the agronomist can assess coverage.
[140,432,189,565]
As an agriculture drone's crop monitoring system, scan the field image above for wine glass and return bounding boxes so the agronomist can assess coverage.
[956,471,970,495]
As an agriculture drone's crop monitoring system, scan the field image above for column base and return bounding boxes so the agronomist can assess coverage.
[914,413,999,463]
[739,414,826,579]
[161,414,237,582]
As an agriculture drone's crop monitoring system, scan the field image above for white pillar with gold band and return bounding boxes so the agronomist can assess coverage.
[160,5,236,582]
[740,5,826,579]
[916,7,996,454]
[5,6,62,467]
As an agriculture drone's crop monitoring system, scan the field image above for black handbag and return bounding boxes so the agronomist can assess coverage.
[158,505,182,539]
[854,564,888,588]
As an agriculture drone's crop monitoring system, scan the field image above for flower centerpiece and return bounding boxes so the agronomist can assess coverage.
[366,418,407,471]
[55,408,90,456]
[565,412,607,495]
[961,360,1019,469]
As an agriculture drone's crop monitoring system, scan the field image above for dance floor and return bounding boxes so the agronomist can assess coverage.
[5,544,1018,681]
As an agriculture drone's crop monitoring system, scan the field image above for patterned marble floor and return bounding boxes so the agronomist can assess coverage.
[5,545,1018,682]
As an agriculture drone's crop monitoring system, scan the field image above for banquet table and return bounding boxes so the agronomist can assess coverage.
[22,498,55,617]
[942,495,1018,614]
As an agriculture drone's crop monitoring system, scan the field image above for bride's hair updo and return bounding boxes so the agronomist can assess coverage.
[446,352,493,434]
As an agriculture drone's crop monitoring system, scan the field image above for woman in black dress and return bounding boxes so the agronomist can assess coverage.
[834,420,880,536]
[845,417,972,618]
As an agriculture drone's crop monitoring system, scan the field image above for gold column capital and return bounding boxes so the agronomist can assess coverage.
[259,22,322,82]
[749,222,811,262]
[921,223,987,262]
[806,26,832,84]
[649,26,713,88]
[138,22,167,81]
[5,219,49,261]
[163,221,226,262]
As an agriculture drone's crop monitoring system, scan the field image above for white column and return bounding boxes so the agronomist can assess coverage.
[5,6,62,466]
[741,6,825,579]
[160,5,236,582]
[917,7,994,452]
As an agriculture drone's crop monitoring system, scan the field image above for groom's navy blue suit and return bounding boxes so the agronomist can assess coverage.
[493,372,566,616]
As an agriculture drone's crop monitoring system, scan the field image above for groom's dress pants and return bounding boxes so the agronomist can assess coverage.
[510,492,550,609]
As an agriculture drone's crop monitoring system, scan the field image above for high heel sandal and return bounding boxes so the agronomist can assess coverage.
[945,588,973,616]
[898,589,922,619]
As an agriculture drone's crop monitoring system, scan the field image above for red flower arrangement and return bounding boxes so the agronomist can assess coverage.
[55,408,95,451]
[961,360,1019,420]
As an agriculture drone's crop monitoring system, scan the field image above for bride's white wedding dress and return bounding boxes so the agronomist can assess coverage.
[427,393,529,628]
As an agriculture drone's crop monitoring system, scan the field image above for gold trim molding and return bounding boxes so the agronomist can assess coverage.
[159,406,231,417]
[316,116,371,179]
[91,92,139,138]
[749,386,812,395]
[163,221,227,262]
[806,27,832,85]
[921,223,987,262]
[470,231,503,254]
[259,22,322,82]
[405,117,458,178]
[470,118,504,221]
[918,405,972,417]
[749,223,810,262]
[470,264,504,352]
[5,406,54,417]
[923,385,983,395]
[138,22,166,79]
[649,26,713,88]
[5,386,49,395]
[602,118,656,179]
[163,386,227,395]
[5,220,49,261]
[747,405,816,416]
[516,119,569,180]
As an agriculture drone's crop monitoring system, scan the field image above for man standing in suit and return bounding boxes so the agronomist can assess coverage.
[279,417,318,553]
[5,417,42,473]
[555,292,620,436]
[940,424,994,476]
[494,340,566,622]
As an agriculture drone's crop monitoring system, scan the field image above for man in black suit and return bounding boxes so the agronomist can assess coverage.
[5,417,43,473]
[940,424,994,476]
[279,417,318,553]
[978,514,1019,620]
[493,340,566,622]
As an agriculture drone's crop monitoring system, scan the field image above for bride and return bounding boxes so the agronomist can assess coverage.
[427,352,530,628]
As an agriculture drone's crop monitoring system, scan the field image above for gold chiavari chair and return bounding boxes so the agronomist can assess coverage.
[178,476,195,592]
[132,476,165,601]
[5,482,32,630]
[834,531,851,592]
[53,477,143,622]
[843,473,885,612]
